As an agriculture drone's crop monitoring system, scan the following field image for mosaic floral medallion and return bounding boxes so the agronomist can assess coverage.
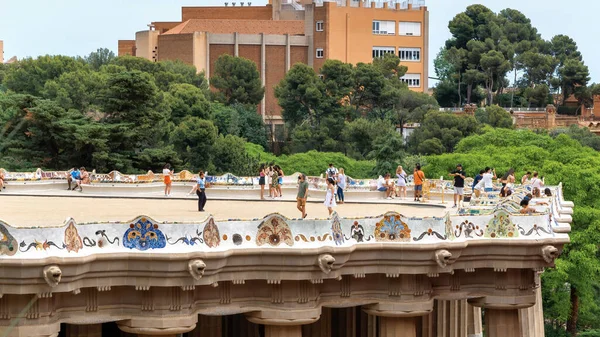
[485,210,518,238]
[256,213,293,247]
[64,220,83,253]
[374,212,411,242]
[0,222,18,256]
[331,211,344,246]
[123,217,166,250]
[203,218,221,248]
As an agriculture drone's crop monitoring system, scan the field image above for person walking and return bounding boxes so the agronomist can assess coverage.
[336,168,346,204]
[396,166,407,200]
[297,173,309,219]
[163,163,174,196]
[413,164,425,202]
[324,177,337,215]
[188,171,207,212]
[449,164,466,208]
[258,164,266,200]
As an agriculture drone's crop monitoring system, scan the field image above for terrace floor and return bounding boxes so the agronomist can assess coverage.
[0,195,448,227]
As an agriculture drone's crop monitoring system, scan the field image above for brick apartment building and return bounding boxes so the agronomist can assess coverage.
[118,0,429,133]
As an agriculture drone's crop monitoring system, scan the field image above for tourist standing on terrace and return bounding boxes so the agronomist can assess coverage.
[396,166,407,200]
[530,172,544,197]
[324,177,337,215]
[270,165,280,198]
[476,167,496,193]
[0,171,5,191]
[258,164,266,200]
[326,163,338,179]
[163,163,174,197]
[297,173,309,219]
[276,166,284,198]
[472,170,484,197]
[449,164,465,208]
[337,168,346,204]
[413,164,425,202]
[188,171,207,212]
[521,171,532,184]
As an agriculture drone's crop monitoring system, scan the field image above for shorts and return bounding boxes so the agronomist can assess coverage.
[164,176,171,185]
[454,187,464,195]
[259,176,265,185]
[278,177,283,184]
[378,187,387,192]
[415,185,423,191]
[297,197,306,207]
[484,187,493,192]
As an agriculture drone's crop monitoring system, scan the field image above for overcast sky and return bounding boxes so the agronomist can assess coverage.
[1,0,597,83]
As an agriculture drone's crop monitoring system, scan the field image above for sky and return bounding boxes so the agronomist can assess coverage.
[0,0,598,83]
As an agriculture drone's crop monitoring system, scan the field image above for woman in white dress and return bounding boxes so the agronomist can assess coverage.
[396,165,407,200]
[324,177,337,215]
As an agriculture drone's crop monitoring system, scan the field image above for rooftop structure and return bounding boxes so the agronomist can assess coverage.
[0,168,572,337]
[118,0,429,129]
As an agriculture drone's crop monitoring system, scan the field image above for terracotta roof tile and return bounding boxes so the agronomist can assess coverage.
[163,19,305,35]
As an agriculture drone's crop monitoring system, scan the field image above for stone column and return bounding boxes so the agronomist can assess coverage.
[65,323,102,337]
[379,316,417,337]
[188,315,222,337]
[467,304,483,337]
[519,287,545,337]
[434,299,468,337]
[245,308,320,337]
[265,325,302,337]
[485,309,521,337]
[363,300,433,337]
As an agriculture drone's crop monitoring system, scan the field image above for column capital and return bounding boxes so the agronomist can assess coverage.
[362,299,434,318]
[244,307,321,326]
[117,315,197,335]
[468,294,536,310]
[2,323,60,337]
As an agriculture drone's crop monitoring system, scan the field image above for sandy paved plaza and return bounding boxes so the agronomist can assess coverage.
[0,196,447,227]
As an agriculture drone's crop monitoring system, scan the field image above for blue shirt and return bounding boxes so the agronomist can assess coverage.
[71,171,81,180]
[472,174,483,190]
[196,177,205,189]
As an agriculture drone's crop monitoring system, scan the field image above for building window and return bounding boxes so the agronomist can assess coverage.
[372,20,396,35]
[318,74,325,80]
[401,74,421,87]
[316,21,324,32]
[372,47,395,59]
[399,22,422,36]
[399,48,421,61]
[316,48,324,58]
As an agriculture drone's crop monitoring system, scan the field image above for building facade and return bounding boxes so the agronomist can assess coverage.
[0,40,4,64]
[118,0,429,127]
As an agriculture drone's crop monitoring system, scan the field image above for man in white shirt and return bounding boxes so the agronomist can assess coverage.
[326,163,338,179]
[478,167,496,192]
[530,171,544,197]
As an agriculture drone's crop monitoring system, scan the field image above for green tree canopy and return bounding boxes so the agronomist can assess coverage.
[210,54,264,106]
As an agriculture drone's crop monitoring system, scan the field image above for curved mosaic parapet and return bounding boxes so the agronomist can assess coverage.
[0,209,567,260]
